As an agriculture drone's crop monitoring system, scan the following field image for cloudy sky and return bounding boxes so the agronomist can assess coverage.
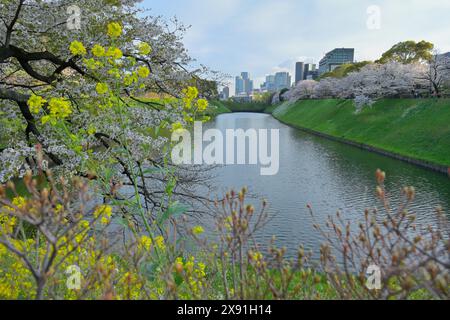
[143,0,450,92]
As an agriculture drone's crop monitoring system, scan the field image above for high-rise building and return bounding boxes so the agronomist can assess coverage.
[295,62,304,84]
[242,72,253,95]
[303,63,318,80]
[274,72,291,91]
[235,72,253,95]
[235,76,244,95]
[319,48,355,75]
[296,62,319,83]
[220,86,229,100]
[261,75,276,92]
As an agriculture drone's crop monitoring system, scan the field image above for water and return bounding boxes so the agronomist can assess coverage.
[203,113,450,256]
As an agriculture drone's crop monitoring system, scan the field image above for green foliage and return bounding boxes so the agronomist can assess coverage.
[218,101,272,113]
[253,91,275,104]
[377,40,434,64]
[189,78,219,99]
[319,61,372,79]
[204,100,232,116]
[273,98,450,166]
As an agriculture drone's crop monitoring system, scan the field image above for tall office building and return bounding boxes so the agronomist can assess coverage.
[303,63,316,76]
[261,75,276,92]
[319,48,355,75]
[295,62,304,84]
[296,62,319,83]
[221,86,229,100]
[235,72,253,95]
[235,76,244,95]
[241,72,253,95]
[274,72,291,91]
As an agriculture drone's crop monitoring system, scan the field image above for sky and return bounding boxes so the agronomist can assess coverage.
[142,0,450,93]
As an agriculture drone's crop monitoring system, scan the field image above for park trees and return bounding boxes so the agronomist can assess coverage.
[286,80,317,101]
[377,40,434,64]
[0,0,213,233]
[418,53,450,97]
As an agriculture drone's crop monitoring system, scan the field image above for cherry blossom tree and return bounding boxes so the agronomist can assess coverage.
[419,53,450,97]
[0,0,213,230]
[286,80,317,101]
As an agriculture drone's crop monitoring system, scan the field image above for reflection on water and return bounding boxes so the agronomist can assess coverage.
[203,113,450,258]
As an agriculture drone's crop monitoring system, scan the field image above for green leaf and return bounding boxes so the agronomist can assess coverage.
[157,201,190,225]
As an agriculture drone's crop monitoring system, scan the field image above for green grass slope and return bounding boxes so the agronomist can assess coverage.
[207,100,232,116]
[272,98,450,167]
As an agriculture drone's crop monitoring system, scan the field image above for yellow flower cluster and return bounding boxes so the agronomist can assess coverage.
[137,235,152,251]
[137,42,152,55]
[92,44,105,57]
[96,82,109,95]
[192,225,204,235]
[196,99,208,112]
[154,236,165,250]
[69,40,87,56]
[0,200,154,300]
[182,86,199,109]
[136,66,150,79]
[106,46,123,60]
[250,251,264,267]
[175,256,207,297]
[84,58,103,70]
[27,94,46,114]
[41,97,72,125]
[93,205,113,225]
[123,73,138,86]
[0,197,25,235]
[171,122,184,132]
[0,241,34,299]
[107,22,123,38]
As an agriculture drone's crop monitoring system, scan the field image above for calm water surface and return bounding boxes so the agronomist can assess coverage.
[203,113,450,256]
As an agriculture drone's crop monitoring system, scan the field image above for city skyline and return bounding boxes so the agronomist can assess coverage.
[145,0,450,93]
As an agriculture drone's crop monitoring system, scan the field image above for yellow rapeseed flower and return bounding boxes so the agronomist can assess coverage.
[137,42,152,55]
[95,83,109,95]
[27,94,46,114]
[182,86,199,109]
[106,46,123,60]
[83,58,103,70]
[196,99,208,112]
[93,205,112,225]
[171,122,183,131]
[87,125,97,135]
[107,22,122,38]
[138,235,152,251]
[154,236,165,250]
[183,86,199,100]
[41,98,72,125]
[136,66,150,78]
[123,73,138,86]
[192,226,204,235]
[69,40,87,56]
[92,44,105,57]
[80,220,90,230]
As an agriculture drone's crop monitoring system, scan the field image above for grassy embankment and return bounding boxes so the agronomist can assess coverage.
[271,98,450,168]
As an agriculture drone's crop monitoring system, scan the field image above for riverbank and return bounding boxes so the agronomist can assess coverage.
[211,100,274,113]
[271,98,450,175]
